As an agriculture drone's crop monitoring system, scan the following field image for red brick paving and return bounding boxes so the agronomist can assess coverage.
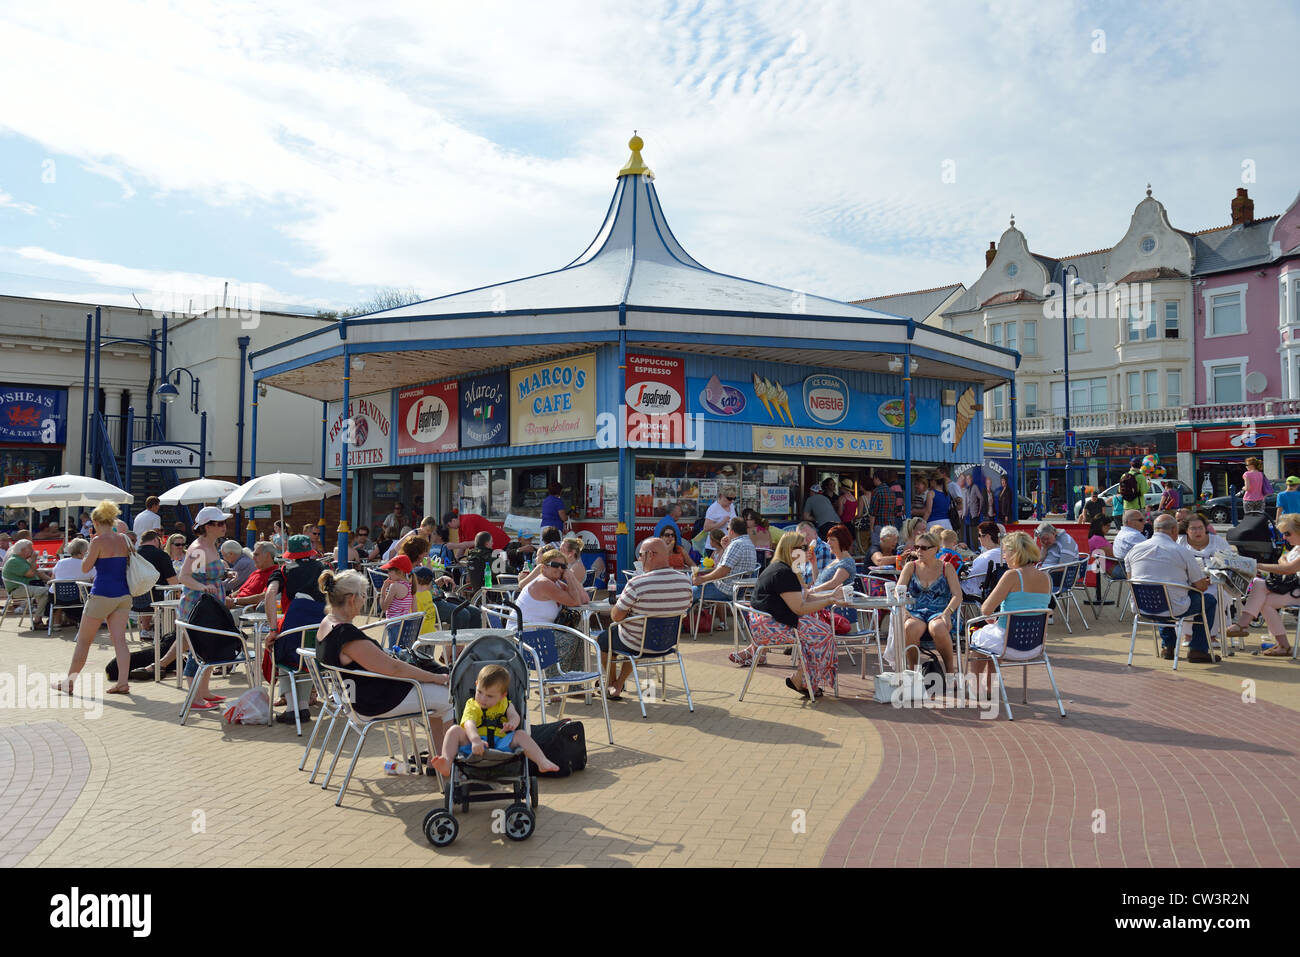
[819,650,1300,867]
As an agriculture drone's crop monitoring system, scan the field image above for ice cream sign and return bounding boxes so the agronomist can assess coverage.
[511,353,596,446]
[802,374,848,426]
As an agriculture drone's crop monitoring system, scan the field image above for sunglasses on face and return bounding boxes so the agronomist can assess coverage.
[915,544,936,551]
[545,562,567,570]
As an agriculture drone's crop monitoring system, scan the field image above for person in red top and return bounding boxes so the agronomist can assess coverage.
[443,511,510,555]
[225,541,279,610]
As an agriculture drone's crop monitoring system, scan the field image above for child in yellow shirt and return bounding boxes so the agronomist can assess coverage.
[412,566,439,635]
[429,664,558,776]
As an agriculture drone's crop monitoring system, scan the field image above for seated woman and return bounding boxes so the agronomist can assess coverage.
[659,526,696,571]
[730,533,840,699]
[807,524,858,599]
[895,531,962,673]
[968,531,1052,696]
[742,508,774,566]
[870,526,899,569]
[1225,512,1300,655]
[962,521,1003,599]
[316,568,453,741]
[898,516,927,563]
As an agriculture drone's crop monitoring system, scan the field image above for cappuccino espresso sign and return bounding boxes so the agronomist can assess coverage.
[624,353,686,446]
[397,381,459,456]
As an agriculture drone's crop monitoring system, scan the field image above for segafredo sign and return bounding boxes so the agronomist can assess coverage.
[803,374,849,426]
[397,381,458,456]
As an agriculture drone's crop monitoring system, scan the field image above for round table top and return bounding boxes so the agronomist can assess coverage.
[151,598,182,609]
[413,627,516,647]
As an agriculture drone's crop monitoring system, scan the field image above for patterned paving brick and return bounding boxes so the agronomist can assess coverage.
[2,610,1297,867]
[0,720,89,867]
[820,638,1300,867]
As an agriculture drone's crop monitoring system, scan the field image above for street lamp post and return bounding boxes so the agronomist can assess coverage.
[1061,264,1080,518]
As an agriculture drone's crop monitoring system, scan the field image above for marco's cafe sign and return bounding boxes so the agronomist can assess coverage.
[511,354,596,446]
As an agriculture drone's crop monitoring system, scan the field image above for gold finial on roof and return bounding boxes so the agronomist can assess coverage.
[1146,183,1152,197]
[618,132,652,178]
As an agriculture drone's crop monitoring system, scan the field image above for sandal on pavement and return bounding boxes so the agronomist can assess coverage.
[1262,645,1293,657]
[204,694,228,702]
[188,700,220,711]
[728,651,753,666]
[106,684,130,695]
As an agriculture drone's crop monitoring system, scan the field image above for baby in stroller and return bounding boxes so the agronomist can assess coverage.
[430,663,558,776]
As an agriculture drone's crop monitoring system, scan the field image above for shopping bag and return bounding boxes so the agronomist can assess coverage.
[223,687,270,725]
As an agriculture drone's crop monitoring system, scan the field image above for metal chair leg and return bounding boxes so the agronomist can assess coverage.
[309,710,343,784]
[1043,656,1066,718]
[335,726,370,807]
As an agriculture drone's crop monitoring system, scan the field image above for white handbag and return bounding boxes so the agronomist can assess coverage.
[874,670,924,705]
[126,545,160,597]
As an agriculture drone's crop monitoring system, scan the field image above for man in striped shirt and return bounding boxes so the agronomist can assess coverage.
[599,537,693,698]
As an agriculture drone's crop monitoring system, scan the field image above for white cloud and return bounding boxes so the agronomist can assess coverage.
[0,188,37,215]
[0,0,1295,306]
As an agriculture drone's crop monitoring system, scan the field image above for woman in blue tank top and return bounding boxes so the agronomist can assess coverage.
[968,530,1052,698]
[926,477,953,530]
[55,500,135,696]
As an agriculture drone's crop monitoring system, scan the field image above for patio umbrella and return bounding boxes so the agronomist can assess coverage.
[158,478,240,506]
[0,479,40,542]
[17,474,134,543]
[222,472,341,544]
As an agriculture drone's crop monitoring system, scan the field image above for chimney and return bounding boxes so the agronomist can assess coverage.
[1231,187,1254,226]
[985,241,997,268]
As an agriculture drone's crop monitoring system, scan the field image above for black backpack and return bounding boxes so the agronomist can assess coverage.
[919,648,945,698]
[528,718,587,778]
[980,562,1009,603]
[184,593,243,663]
[1119,472,1139,502]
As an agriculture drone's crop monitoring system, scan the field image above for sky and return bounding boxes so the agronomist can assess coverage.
[0,0,1297,316]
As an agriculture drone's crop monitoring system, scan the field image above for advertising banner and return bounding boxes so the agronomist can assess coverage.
[689,373,940,434]
[460,372,509,449]
[397,381,459,456]
[327,391,392,469]
[624,353,687,446]
[511,353,596,446]
[0,385,67,445]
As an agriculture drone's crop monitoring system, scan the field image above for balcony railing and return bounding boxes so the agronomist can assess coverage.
[1186,398,1300,423]
[987,406,1188,436]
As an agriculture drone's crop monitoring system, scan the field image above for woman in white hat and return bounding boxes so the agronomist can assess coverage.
[175,505,234,709]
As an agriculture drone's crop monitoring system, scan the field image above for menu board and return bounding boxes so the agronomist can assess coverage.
[603,477,619,519]
[760,486,791,515]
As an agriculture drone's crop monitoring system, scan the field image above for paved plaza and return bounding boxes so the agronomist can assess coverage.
[2,606,1298,869]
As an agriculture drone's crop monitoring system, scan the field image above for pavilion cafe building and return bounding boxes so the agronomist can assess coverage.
[249,138,1018,573]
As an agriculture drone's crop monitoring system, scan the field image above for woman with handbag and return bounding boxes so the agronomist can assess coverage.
[173,506,234,709]
[1225,512,1300,655]
[53,501,134,696]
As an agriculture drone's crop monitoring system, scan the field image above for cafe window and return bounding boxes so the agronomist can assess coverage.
[635,457,801,525]
[445,468,510,521]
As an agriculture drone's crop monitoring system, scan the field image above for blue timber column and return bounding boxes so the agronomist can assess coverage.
[616,330,632,581]
[902,341,913,509]
[246,380,260,548]
[1009,377,1018,521]
[337,350,351,564]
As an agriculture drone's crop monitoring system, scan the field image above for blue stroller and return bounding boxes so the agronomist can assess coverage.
[423,630,538,847]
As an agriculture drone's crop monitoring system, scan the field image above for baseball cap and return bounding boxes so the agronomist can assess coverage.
[381,554,413,574]
[1288,476,1300,487]
[283,534,314,559]
[193,506,232,526]
[412,566,435,583]
[519,531,534,541]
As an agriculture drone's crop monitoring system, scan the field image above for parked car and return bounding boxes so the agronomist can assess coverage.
[1202,493,1279,525]
[1073,478,1195,519]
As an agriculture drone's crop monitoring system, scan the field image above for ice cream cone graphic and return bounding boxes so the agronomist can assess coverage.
[952,387,977,450]
[752,373,776,420]
[773,382,792,425]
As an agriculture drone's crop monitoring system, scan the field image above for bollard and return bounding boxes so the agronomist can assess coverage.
[1228,484,1238,526]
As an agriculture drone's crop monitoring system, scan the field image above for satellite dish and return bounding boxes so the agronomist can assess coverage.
[1245,371,1268,395]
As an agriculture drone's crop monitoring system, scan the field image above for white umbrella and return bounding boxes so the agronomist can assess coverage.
[14,474,133,544]
[24,474,133,509]
[222,473,341,545]
[0,478,40,508]
[158,478,240,506]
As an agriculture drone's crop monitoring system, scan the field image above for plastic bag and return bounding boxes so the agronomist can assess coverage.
[223,687,270,725]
